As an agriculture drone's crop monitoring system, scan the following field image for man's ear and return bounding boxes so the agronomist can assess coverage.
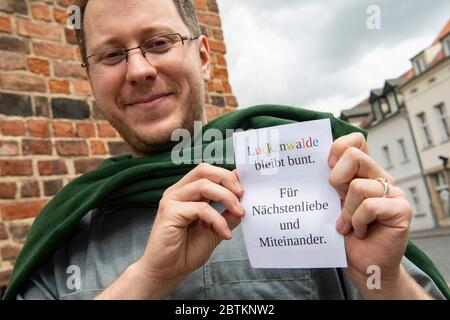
[199,35,211,82]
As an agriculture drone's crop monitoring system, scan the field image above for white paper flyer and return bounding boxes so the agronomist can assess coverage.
[233,119,347,268]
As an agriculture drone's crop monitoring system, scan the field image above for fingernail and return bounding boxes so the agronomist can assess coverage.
[328,155,337,168]
[236,182,244,195]
[236,204,245,215]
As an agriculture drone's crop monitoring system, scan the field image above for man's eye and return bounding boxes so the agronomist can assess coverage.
[155,39,170,47]
[99,51,124,64]
[146,37,174,52]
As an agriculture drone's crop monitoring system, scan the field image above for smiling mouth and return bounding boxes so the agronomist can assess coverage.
[126,93,172,110]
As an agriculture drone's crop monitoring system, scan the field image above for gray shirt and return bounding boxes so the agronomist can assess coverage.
[17,204,446,300]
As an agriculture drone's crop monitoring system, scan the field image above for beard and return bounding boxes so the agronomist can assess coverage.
[112,81,205,158]
[124,104,204,157]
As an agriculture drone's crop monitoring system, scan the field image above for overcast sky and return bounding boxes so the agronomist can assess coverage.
[217,0,450,116]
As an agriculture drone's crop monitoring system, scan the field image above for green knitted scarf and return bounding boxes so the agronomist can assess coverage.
[3,105,449,299]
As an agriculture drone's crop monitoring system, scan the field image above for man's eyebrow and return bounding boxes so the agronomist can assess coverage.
[89,26,175,54]
[140,26,175,39]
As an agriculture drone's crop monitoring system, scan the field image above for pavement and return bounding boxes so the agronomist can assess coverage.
[410,227,450,285]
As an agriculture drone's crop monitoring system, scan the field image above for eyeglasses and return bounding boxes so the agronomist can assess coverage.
[81,32,200,76]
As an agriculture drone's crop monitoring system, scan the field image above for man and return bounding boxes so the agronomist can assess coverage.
[7,0,448,300]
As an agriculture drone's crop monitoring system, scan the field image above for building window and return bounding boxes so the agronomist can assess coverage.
[416,112,433,148]
[408,187,424,215]
[443,35,450,57]
[380,99,390,116]
[382,145,393,168]
[413,56,426,75]
[435,103,450,141]
[397,139,409,162]
[372,101,383,122]
[386,92,398,113]
[433,172,450,218]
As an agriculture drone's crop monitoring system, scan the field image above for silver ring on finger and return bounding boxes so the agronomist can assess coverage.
[375,178,390,198]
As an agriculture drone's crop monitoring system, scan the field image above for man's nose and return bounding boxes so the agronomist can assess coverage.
[125,49,157,84]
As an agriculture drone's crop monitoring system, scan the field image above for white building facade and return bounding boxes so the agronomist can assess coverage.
[400,33,450,227]
[366,109,436,230]
[365,81,436,231]
[339,20,450,230]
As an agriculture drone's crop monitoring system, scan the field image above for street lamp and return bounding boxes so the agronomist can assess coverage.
[438,155,450,217]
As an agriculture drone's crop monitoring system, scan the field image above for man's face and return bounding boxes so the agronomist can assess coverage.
[84,0,210,156]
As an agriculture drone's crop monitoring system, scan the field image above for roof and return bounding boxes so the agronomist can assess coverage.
[399,69,415,86]
[344,18,450,123]
[400,18,450,87]
[369,88,383,102]
[382,77,400,94]
[385,77,403,88]
[341,104,371,118]
[339,98,370,121]
[433,18,450,45]
[360,113,374,129]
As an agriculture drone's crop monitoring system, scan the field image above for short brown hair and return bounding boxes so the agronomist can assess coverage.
[73,0,201,63]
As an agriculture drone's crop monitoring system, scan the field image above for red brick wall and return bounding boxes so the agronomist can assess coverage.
[0,0,237,292]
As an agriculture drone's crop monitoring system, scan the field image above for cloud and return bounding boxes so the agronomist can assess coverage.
[217,0,450,116]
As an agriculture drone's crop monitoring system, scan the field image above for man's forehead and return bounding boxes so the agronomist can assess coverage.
[84,0,187,50]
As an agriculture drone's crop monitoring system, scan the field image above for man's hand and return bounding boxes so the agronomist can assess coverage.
[139,163,244,281]
[96,163,244,300]
[328,132,431,299]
